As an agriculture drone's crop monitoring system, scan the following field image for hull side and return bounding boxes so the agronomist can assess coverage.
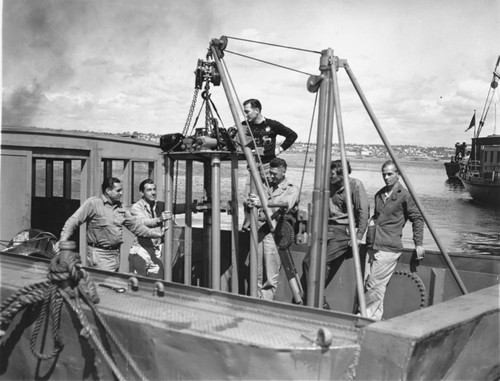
[356,284,499,380]
[0,253,368,381]
[459,176,500,205]
[444,161,460,179]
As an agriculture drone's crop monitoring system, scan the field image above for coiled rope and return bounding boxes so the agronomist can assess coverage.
[0,245,148,381]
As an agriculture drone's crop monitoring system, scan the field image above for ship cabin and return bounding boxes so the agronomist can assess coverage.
[0,125,163,270]
[464,134,500,182]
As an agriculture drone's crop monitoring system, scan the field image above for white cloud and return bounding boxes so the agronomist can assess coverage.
[3,0,499,146]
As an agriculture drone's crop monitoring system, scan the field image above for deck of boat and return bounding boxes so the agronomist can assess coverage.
[0,252,371,380]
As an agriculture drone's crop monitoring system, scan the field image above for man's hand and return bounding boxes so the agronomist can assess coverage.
[161,211,173,221]
[348,237,362,247]
[246,193,262,208]
[415,245,425,260]
[154,226,168,238]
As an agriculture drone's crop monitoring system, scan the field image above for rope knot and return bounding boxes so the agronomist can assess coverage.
[48,251,84,288]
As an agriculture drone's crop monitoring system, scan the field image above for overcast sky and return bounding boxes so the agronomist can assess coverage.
[2,0,499,147]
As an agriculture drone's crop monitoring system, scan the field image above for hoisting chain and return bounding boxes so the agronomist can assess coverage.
[0,251,147,381]
[173,88,200,215]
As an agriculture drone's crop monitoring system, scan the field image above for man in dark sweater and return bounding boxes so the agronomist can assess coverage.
[241,98,298,231]
[242,99,297,164]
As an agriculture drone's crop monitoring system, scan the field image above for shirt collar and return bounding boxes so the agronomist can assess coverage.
[100,194,121,207]
[138,198,156,210]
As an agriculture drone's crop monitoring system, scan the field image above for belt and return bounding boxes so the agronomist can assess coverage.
[328,221,346,226]
[88,243,120,251]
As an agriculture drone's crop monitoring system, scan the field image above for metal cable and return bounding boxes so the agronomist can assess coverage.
[225,35,322,54]
[225,50,314,77]
[298,91,319,201]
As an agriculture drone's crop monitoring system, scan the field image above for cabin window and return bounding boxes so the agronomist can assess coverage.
[34,159,46,197]
[31,158,83,240]
[53,161,64,197]
[101,159,126,180]
[33,158,83,200]
[132,161,155,202]
[71,161,82,199]
[497,151,500,163]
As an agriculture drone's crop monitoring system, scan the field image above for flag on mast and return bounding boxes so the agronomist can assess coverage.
[465,111,476,132]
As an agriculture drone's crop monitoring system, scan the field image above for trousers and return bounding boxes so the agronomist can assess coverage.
[256,226,281,300]
[364,248,401,320]
[86,246,120,272]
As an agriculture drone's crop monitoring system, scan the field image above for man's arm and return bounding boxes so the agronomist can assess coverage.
[124,212,164,239]
[352,180,370,241]
[269,120,297,152]
[130,203,161,228]
[60,198,94,241]
[284,184,300,210]
[406,194,425,256]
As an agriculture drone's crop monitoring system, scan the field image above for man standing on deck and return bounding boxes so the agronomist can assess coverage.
[299,160,369,309]
[59,177,166,272]
[241,98,297,230]
[128,179,172,279]
[246,158,300,300]
[363,160,425,320]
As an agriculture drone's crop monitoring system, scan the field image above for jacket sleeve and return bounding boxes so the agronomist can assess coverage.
[352,180,370,240]
[405,194,424,246]
[129,203,160,228]
[124,211,161,238]
[60,198,94,241]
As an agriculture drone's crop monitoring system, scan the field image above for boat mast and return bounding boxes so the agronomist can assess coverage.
[476,55,500,138]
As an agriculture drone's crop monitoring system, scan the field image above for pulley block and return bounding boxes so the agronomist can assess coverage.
[194,60,221,90]
[274,219,295,249]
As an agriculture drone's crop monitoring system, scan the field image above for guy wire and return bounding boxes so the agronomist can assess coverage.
[225,50,314,77]
[299,91,319,202]
[225,36,321,55]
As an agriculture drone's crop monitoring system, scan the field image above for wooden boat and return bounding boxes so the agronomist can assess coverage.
[459,135,500,205]
[459,56,500,205]
[1,37,499,380]
[444,160,460,179]
[444,142,465,179]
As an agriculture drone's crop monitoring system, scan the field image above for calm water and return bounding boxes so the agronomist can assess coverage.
[173,154,500,256]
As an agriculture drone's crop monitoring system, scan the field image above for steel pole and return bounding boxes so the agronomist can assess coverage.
[184,161,193,285]
[210,44,275,230]
[330,59,367,315]
[249,176,258,297]
[307,48,334,307]
[163,155,174,282]
[318,61,336,308]
[211,154,221,290]
[344,62,468,295]
[230,153,240,293]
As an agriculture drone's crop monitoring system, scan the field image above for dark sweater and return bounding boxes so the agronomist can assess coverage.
[242,118,297,163]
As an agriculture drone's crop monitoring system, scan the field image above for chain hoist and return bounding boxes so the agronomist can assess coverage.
[172,58,222,214]
[173,88,200,215]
